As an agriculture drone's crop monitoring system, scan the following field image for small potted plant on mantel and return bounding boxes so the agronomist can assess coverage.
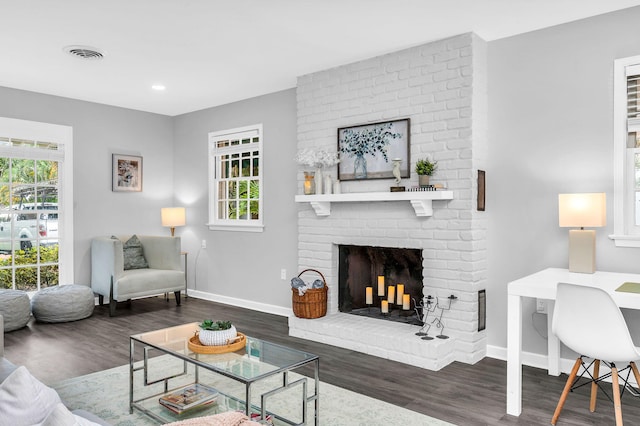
[197,320,237,346]
[415,158,438,187]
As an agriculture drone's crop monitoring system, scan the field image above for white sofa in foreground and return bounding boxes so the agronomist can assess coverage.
[0,315,110,425]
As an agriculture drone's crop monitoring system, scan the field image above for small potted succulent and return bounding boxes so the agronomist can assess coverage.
[197,320,237,346]
[415,158,438,187]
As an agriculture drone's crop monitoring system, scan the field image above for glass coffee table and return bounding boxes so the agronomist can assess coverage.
[129,323,319,425]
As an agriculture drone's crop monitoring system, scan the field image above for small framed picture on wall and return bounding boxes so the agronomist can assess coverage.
[477,170,485,211]
[112,154,143,192]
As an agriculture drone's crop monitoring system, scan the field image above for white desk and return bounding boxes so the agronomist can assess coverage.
[507,267,640,416]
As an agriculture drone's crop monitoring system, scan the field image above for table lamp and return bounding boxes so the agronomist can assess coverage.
[161,207,186,236]
[558,193,606,274]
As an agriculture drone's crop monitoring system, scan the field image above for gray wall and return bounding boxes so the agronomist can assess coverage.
[172,89,298,311]
[0,85,301,312]
[488,7,640,355]
[0,86,175,286]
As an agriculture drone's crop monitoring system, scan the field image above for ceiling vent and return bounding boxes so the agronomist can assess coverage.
[63,45,104,60]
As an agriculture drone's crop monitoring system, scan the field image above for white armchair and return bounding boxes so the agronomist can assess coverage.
[91,235,185,316]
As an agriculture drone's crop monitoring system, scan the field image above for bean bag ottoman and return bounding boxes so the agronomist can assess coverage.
[0,290,31,331]
[31,285,94,323]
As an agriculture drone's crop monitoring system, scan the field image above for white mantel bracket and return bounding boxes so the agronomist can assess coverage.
[295,191,454,217]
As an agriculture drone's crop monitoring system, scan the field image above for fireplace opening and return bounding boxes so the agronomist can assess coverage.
[338,245,423,323]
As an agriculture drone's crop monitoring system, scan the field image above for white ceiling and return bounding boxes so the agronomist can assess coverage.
[2,0,639,116]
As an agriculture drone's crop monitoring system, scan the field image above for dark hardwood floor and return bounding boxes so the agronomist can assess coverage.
[4,296,640,425]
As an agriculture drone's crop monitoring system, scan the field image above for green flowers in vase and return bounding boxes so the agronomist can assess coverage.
[199,319,233,331]
[415,158,438,176]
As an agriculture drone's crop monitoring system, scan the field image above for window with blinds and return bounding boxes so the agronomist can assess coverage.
[612,57,640,247]
[208,124,264,232]
[626,72,640,229]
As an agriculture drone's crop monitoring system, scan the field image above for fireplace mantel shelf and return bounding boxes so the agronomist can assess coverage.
[294,191,454,217]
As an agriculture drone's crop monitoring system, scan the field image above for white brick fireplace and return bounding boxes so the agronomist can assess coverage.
[289,33,488,371]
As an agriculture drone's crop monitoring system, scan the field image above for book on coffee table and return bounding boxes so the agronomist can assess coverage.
[159,384,218,414]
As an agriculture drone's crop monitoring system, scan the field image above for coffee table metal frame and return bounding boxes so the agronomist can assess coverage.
[129,323,319,425]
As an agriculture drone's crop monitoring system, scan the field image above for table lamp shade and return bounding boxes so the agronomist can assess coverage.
[558,193,606,274]
[558,193,606,228]
[161,207,186,236]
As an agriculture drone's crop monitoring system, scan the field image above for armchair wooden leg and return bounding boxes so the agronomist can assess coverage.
[590,359,600,412]
[552,357,582,425]
[174,291,181,306]
[109,276,116,317]
[611,364,623,426]
[109,298,116,317]
[98,295,104,306]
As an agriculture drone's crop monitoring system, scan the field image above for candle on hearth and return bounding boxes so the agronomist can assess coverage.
[366,287,373,304]
[387,285,395,304]
[381,300,389,314]
[396,284,404,305]
[403,294,410,310]
[377,276,385,296]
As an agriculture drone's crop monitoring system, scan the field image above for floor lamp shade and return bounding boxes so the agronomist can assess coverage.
[161,207,186,236]
[558,193,606,274]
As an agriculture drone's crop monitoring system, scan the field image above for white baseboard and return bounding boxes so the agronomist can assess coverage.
[486,344,549,370]
[186,290,292,318]
[486,344,638,386]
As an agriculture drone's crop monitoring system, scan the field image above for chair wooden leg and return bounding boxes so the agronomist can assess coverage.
[611,364,623,426]
[552,357,582,425]
[174,291,181,306]
[630,362,640,391]
[590,359,600,412]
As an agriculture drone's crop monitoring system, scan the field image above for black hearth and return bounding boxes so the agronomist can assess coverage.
[338,245,423,323]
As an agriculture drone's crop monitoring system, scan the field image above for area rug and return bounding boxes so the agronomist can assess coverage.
[53,355,453,426]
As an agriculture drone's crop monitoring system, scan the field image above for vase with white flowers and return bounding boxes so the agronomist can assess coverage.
[295,149,340,194]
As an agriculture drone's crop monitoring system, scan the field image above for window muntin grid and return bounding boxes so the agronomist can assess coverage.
[209,126,263,231]
[0,140,61,291]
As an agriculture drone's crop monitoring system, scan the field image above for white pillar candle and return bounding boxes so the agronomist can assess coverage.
[381,300,389,314]
[377,276,385,296]
[403,294,410,310]
[396,284,404,305]
[324,175,332,194]
[366,287,373,304]
[387,286,395,304]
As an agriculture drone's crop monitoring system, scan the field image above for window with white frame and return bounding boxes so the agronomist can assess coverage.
[0,117,74,290]
[208,124,263,232]
[612,57,640,247]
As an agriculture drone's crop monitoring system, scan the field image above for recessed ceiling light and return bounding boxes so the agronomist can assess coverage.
[62,45,104,60]
[152,85,166,91]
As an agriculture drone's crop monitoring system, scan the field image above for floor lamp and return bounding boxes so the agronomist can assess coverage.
[558,193,606,274]
[161,207,186,236]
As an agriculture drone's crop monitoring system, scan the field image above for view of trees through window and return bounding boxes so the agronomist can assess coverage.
[209,124,263,231]
[0,156,59,291]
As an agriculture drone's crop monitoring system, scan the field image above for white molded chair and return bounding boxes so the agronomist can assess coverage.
[551,282,640,425]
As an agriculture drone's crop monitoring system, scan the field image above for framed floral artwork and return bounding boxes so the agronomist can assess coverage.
[112,154,142,192]
[337,118,410,181]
